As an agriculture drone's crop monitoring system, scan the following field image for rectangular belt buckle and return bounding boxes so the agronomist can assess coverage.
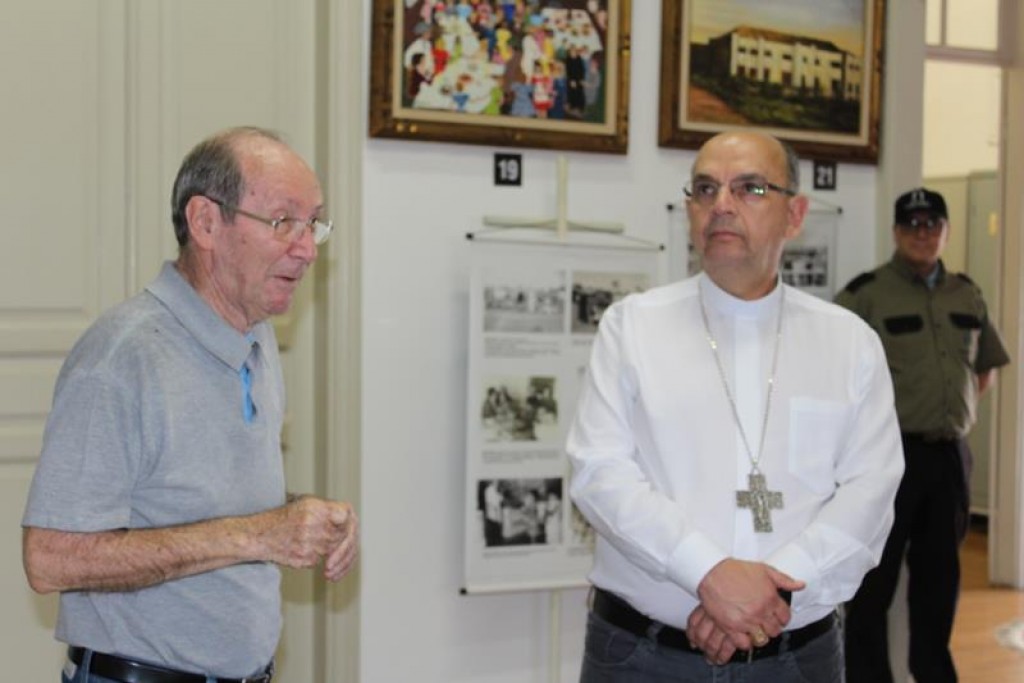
[238,661,273,683]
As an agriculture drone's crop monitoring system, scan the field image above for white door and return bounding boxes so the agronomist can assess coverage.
[0,1,128,676]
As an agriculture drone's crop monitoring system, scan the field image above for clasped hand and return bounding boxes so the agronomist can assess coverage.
[687,559,804,665]
[259,495,359,582]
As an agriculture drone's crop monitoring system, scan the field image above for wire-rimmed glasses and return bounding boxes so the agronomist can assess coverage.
[205,196,333,245]
[684,177,797,207]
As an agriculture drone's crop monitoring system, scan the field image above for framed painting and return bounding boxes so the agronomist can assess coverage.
[369,0,631,154]
[658,0,885,164]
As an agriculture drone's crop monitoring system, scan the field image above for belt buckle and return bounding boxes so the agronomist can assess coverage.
[242,669,273,683]
[239,660,273,683]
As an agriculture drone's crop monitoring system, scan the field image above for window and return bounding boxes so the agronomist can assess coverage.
[923,0,1006,178]
[923,62,1001,177]
[926,0,1001,54]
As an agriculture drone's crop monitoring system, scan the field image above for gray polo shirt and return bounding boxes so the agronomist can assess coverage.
[23,261,286,678]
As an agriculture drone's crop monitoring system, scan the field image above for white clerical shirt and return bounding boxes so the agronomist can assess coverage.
[567,273,903,631]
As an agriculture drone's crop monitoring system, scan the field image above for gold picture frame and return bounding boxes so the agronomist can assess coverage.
[369,0,631,154]
[658,0,885,163]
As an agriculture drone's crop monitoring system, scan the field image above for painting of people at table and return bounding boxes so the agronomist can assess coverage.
[400,0,610,123]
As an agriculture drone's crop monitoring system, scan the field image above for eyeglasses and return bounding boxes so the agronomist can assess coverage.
[896,217,945,235]
[684,177,796,207]
[204,196,333,245]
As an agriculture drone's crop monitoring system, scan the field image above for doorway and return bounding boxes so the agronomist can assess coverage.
[922,0,1006,549]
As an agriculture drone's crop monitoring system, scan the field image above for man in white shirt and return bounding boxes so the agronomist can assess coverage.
[567,130,903,681]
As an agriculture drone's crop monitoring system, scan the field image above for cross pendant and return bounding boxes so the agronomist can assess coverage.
[736,473,784,533]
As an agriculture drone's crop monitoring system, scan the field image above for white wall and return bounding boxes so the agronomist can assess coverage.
[356,3,905,681]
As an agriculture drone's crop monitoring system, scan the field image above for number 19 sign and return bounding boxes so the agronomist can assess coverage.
[494,153,522,187]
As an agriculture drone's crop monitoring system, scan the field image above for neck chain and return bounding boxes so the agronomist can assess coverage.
[698,280,786,532]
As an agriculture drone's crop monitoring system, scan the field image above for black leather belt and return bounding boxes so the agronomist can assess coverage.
[591,587,836,663]
[68,647,273,683]
[903,431,960,444]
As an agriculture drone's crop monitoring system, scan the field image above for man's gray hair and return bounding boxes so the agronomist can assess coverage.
[170,126,284,247]
[780,139,800,191]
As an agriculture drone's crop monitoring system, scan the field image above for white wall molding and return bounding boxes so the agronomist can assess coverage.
[323,0,364,681]
[993,0,1024,588]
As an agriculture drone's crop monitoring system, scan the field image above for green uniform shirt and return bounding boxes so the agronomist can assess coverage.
[835,255,1010,438]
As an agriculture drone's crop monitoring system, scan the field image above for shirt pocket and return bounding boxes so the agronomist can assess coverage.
[948,312,982,364]
[883,314,924,335]
[788,397,853,495]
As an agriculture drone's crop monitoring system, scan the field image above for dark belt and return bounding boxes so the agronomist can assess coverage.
[591,588,836,663]
[68,647,273,683]
[902,431,961,444]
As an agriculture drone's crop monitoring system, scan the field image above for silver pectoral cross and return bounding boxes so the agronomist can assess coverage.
[736,473,784,533]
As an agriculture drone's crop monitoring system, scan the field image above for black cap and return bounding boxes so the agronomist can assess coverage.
[894,187,948,225]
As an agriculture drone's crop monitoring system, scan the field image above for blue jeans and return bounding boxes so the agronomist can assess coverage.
[61,649,220,683]
[579,610,844,683]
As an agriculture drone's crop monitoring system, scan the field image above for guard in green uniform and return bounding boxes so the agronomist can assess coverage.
[836,187,1010,683]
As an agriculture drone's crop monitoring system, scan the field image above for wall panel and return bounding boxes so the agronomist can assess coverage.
[0,1,126,676]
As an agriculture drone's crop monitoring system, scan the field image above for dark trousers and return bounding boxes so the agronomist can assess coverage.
[844,435,971,683]
[580,611,843,682]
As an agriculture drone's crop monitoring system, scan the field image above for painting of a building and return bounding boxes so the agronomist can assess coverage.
[705,25,862,101]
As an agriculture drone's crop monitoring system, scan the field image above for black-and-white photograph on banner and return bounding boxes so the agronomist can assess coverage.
[481,375,559,444]
[779,209,840,299]
[476,478,564,548]
[666,202,840,299]
[571,270,651,334]
[483,270,566,334]
[463,241,661,593]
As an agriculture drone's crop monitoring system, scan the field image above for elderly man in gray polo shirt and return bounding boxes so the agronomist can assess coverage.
[22,126,358,683]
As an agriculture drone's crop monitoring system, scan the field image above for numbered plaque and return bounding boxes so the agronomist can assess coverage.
[813,160,838,191]
[494,153,523,187]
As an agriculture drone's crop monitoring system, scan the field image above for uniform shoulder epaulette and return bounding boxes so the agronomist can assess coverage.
[955,272,977,286]
[842,272,876,294]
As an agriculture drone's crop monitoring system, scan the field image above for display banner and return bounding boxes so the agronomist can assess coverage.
[462,238,661,594]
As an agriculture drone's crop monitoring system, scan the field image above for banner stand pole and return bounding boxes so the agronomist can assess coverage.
[549,588,562,683]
